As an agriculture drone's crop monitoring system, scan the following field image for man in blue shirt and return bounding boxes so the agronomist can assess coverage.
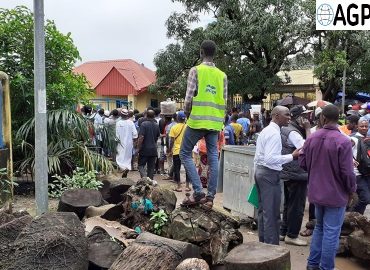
[224,115,235,145]
[237,112,250,145]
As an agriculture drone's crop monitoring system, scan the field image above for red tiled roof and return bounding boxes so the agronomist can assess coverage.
[74,59,156,91]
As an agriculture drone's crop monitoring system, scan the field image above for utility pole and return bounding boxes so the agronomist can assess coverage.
[342,66,346,116]
[34,0,48,215]
[342,38,348,116]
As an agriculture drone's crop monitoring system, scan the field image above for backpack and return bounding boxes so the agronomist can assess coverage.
[355,136,370,176]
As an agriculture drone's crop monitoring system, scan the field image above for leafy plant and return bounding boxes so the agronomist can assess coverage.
[0,168,18,206]
[48,167,103,198]
[16,109,117,176]
[150,209,169,235]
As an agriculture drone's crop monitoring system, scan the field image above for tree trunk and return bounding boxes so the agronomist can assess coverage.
[109,232,200,270]
[98,176,136,204]
[0,214,32,245]
[224,242,291,270]
[88,226,124,269]
[175,258,210,270]
[84,216,138,248]
[2,212,88,270]
[58,188,104,219]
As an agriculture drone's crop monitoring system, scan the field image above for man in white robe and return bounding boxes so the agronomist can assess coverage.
[116,109,138,177]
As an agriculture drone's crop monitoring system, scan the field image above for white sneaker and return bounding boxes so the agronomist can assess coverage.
[285,236,307,246]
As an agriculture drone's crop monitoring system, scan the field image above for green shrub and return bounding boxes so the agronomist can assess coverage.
[149,209,168,235]
[48,167,102,198]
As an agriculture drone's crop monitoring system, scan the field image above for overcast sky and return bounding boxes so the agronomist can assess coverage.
[2,0,211,69]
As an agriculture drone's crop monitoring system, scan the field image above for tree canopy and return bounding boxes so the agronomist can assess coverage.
[152,0,312,100]
[0,6,91,129]
[152,0,370,102]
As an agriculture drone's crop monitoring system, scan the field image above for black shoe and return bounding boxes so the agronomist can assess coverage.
[306,266,320,270]
[121,169,129,178]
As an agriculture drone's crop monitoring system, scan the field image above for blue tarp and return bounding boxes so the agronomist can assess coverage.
[336,91,370,102]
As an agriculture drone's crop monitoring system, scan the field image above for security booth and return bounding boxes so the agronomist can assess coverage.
[0,71,13,207]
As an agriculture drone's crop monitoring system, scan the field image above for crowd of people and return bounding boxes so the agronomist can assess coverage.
[80,40,370,270]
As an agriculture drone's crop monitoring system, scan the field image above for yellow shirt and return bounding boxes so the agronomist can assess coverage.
[169,123,187,155]
[230,122,243,142]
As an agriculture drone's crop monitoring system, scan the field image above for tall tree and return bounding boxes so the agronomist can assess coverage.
[0,6,91,129]
[151,0,312,101]
[303,0,370,101]
[312,31,370,101]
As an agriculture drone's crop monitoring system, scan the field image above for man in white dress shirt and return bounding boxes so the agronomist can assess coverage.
[254,106,300,245]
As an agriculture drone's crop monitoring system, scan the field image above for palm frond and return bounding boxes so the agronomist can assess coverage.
[74,142,114,174]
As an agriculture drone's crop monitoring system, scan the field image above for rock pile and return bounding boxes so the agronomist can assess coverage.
[338,212,370,261]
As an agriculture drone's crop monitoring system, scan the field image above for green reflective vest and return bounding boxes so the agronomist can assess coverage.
[187,64,226,131]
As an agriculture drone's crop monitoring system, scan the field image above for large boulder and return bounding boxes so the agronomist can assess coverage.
[87,226,125,269]
[337,236,349,255]
[224,242,291,270]
[341,212,362,236]
[1,212,88,270]
[109,232,200,270]
[348,230,370,260]
[168,205,243,265]
[347,214,370,260]
[58,188,104,219]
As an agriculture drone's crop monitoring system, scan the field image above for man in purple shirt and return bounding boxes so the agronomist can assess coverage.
[299,105,356,270]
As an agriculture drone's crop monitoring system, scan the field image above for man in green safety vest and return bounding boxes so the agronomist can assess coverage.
[180,40,227,209]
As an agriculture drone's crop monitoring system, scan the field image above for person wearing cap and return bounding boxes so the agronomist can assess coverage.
[116,109,138,178]
[299,105,356,270]
[169,111,191,192]
[279,105,311,246]
[254,106,301,245]
[180,40,227,208]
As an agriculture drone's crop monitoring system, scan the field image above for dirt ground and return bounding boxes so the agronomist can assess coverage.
[11,169,370,270]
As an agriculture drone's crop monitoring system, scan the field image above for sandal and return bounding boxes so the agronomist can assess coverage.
[181,192,205,207]
[173,188,182,192]
[200,197,214,209]
[185,187,192,192]
[300,228,313,237]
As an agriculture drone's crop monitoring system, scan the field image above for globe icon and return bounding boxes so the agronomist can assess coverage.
[317,4,334,26]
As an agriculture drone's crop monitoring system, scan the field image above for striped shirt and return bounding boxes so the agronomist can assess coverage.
[184,61,228,114]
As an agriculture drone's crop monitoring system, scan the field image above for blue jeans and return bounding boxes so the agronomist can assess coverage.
[180,127,219,199]
[307,204,346,270]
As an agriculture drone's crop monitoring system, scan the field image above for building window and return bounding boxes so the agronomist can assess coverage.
[151,99,158,108]
[116,100,128,108]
